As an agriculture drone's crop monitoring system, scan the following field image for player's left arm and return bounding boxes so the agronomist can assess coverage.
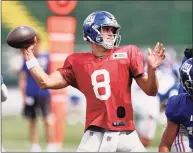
[135,42,165,96]
[159,120,179,152]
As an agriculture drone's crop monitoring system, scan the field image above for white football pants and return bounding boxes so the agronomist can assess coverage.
[76,130,146,152]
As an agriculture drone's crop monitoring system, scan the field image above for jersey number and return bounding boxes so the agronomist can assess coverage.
[91,69,111,100]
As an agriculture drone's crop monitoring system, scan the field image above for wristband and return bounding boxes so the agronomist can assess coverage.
[26,58,39,69]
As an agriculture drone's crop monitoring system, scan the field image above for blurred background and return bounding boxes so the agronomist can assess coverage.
[1,1,192,152]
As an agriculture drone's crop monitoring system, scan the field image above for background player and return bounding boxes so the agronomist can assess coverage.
[132,52,179,148]
[15,11,165,152]
[132,77,160,147]
[1,75,8,152]
[18,37,55,152]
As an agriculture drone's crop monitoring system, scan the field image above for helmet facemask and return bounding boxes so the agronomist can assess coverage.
[182,79,193,95]
[180,58,193,95]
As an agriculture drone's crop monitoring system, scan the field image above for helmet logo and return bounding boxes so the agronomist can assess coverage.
[181,62,192,74]
[112,19,118,25]
[85,15,95,25]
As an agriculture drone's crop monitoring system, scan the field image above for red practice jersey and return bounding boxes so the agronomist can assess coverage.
[58,45,144,132]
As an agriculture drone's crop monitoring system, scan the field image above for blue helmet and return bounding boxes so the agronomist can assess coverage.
[83,11,121,49]
[179,58,193,95]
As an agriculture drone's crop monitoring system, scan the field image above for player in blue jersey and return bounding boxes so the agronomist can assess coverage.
[169,48,193,152]
[19,37,55,152]
[159,48,192,152]
[159,58,193,152]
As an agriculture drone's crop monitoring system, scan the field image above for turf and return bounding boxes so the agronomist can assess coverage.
[2,115,163,151]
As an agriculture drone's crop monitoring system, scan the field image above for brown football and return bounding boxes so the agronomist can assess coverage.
[7,26,36,49]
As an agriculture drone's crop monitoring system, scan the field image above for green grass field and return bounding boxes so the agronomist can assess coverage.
[2,115,164,152]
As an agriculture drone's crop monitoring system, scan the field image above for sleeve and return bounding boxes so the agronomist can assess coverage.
[57,55,78,89]
[129,45,145,78]
[21,59,28,73]
[165,96,186,125]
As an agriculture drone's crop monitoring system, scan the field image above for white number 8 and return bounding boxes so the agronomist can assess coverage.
[91,69,111,100]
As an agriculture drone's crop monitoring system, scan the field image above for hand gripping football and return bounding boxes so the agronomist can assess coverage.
[7,26,36,49]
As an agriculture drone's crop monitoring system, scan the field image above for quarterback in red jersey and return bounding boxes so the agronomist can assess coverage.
[19,11,165,152]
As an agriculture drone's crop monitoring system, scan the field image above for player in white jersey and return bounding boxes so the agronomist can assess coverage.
[1,75,8,152]
[132,57,178,147]
[67,86,86,125]
[131,79,160,147]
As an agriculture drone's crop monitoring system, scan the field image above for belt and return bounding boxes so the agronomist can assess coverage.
[87,125,134,135]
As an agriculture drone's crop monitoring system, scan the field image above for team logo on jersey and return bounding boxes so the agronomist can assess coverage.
[112,52,128,59]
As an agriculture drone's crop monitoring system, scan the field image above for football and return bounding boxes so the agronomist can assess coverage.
[7,26,36,49]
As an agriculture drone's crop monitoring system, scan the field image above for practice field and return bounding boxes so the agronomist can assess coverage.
[2,116,164,152]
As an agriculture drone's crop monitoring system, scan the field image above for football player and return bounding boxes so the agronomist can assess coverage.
[1,75,8,152]
[132,56,179,148]
[132,79,160,147]
[18,37,55,152]
[159,58,193,152]
[169,48,193,152]
[17,11,165,152]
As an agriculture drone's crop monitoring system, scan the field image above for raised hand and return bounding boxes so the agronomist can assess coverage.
[147,42,166,70]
